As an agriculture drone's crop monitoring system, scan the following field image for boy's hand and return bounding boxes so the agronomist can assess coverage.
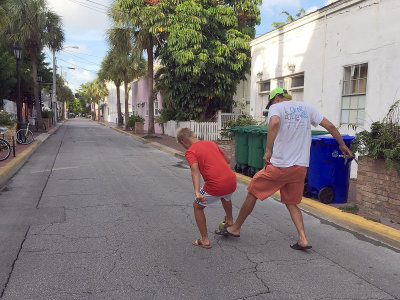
[195,193,207,203]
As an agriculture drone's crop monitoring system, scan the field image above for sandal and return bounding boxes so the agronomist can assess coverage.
[192,239,211,249]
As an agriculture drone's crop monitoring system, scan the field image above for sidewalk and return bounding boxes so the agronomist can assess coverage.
[0,123,60,188]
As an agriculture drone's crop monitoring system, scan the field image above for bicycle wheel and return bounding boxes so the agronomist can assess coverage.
[16,129,34,144]
[0,138,11,161]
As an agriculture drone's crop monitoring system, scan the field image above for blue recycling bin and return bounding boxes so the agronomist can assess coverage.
[307,135,354,204]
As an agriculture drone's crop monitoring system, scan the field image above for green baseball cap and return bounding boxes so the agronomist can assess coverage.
[266,88,292,109]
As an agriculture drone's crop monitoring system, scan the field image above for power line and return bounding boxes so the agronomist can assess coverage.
[63,50,104,59]
[82,0,110,9]
[61,51,101,66]
[65,0,108,14]
[58,58,98,73]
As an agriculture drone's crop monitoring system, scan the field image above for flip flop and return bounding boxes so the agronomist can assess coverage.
[290,242,312,250]
[192,239,211,249]
[214,228,240,237]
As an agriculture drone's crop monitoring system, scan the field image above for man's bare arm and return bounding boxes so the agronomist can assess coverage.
[320,118,354,159]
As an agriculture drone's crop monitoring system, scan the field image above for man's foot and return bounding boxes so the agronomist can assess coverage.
[290,242,312,250]
[192,239,211,249]
[214,227,240,237]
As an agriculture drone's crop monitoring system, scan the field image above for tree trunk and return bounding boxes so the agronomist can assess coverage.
[199,98,210,121]
[30,48,42,125]
[147,36,155,135]
[123,71,129,131]
[116,82,122,126]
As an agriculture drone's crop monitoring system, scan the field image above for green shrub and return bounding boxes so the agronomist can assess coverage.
[351,100,400,175]
[0,111,16,126]
[221,114,258,139]
[128,114,145,128]
[42,109,54,118]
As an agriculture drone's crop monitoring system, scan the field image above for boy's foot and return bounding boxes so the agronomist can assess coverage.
[290,242,312,250]
[192,239,211,249]
[214,228,240,237]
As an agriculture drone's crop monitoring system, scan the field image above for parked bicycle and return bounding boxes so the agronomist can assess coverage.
[0,127,11,161]
[16,123,34,145]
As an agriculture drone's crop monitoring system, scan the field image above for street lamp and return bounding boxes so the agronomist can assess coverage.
[52,45,79,123]
[13,42,22,124]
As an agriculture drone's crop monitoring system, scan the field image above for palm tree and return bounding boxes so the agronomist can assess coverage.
[113,0,163,135]
[98,49,124,126]
[1,0,64,126]
[107,26,146,130]
[271,8,306,29]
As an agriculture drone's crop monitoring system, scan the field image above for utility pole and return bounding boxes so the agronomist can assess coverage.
[52,49,57,125]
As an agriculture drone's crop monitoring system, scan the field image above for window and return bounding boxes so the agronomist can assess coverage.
[145,102,149,116]
[291,75,304,88]
[341,64,368,125]
[259,81,270,94]
[154,100,160,116]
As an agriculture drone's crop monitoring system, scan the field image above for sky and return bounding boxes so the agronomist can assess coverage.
[45,0,330,92]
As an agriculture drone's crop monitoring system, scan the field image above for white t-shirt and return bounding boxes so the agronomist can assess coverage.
[267,101,324,167]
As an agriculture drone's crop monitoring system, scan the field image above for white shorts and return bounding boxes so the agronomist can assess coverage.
[194,187,233,207]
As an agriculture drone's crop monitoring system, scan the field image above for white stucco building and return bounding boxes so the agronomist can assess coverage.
[103,81,132,124]
[250,0,400,135]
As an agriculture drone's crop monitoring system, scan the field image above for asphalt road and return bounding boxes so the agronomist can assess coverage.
[0,119,399,300]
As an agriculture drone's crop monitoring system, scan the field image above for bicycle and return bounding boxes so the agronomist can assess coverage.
[0,127,11,161]
[16,123,34,145]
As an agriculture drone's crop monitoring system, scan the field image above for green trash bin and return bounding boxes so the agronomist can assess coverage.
[231,126,251,174]
[246,126,268,177]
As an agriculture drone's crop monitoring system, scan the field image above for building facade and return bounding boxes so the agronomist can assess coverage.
[250,0,400,132]
[131,76,163,134]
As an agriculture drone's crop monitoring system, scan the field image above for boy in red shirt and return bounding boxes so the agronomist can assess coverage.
[177,128,237,249]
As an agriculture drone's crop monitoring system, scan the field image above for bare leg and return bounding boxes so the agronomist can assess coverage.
[286,204,309,247]
[193,201,210,246]
[220,198,233,226]
[227,192,257,236]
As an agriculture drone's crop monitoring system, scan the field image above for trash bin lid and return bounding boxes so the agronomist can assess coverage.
[312,134,354,143]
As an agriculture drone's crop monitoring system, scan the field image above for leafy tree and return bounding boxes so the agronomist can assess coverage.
[1,0,64,125]
[271,8,306,29]
[155,0,261,121]
[66,98,83,115]
[0,42,16,101]
[56,75,74,120]
[78,80,108,120]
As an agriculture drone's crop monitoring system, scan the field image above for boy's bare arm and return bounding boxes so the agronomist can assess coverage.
[190,163,207,203]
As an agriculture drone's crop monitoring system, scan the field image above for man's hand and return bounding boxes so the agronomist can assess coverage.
[339,144,354,159]
[263,149,272,164]
[195,192,207,204]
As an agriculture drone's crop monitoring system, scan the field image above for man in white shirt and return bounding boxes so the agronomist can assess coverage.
[216,88,354,250]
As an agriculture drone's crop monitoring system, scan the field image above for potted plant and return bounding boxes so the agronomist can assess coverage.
[128,114,145,134]
[41,109,54,128]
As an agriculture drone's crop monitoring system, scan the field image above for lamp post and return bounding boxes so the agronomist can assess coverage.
[52,45,78,124]
[13,42,22,124]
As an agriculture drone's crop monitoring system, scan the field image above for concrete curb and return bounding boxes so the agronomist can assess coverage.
[0,123,62,189]
[114,129,400,250]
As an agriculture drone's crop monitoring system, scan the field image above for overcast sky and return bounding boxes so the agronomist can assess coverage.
[44,0,329,92]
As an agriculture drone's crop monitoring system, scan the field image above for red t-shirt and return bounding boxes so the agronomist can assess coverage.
[185,140,237,196]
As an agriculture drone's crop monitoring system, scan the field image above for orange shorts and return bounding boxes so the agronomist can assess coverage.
[247,164,307,205]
